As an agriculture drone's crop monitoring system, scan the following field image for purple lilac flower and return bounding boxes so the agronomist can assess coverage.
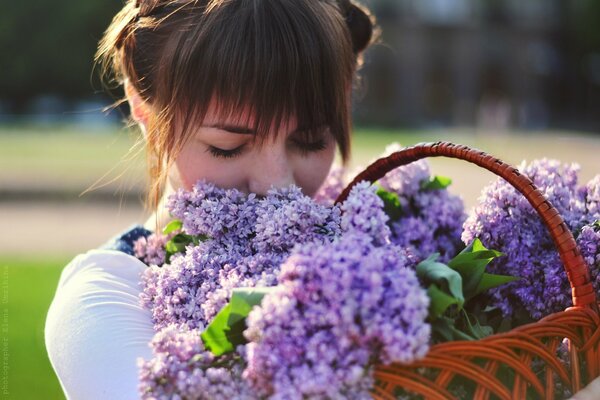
[167,181,259,242]
[141,182,349,332]
[243,234,431,398]
[462,159,588,319]
[580,175,600,223]
[375,144,466,263]
[138,324,255,399]
[340,181,392,246]
[253,185,341,253]
[577,223,600,297]
[378,143,431,202]
[140,240,244,331]
[134,233,171,266]
[313,165,347,205]
[390,190,465,263]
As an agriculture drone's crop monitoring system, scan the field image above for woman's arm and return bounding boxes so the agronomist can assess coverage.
[45,250,155,400]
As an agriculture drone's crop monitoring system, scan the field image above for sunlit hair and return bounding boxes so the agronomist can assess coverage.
[96,0,377,210]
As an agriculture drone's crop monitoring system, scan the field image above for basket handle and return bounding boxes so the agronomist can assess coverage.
[335,141,597,310]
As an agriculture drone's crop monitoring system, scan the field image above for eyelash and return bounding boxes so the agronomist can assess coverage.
[293,139,327,155]
[207,145,245,159]
[207,139,328,159]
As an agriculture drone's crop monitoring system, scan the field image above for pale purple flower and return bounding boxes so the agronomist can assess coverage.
[253,185,341,253]
[134,233,171,266]
[580,175,600,223]
[462,159,589,320]
[313,165,347,205]
[375,143,466,262]
[138,324,255,399]
[243,234,430,398]
[577,223,600,296]
[340,181,391,246]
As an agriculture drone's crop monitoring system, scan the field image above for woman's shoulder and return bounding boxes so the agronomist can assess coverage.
[54,223,153,289]
[45,224,156,400]
[55,248,145,292]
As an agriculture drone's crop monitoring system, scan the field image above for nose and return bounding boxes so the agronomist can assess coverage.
[248,146,295,196]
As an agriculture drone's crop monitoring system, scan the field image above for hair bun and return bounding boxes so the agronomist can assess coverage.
[344,2,374,54]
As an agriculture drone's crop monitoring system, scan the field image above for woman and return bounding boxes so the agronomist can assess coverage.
[45,0,376,398]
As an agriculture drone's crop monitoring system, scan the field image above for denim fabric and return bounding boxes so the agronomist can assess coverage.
[99,224,153,256]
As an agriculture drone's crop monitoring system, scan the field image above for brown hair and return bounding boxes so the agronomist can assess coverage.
[96,0,377,210]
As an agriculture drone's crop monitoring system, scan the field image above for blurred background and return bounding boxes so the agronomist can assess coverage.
[1,0,599,398]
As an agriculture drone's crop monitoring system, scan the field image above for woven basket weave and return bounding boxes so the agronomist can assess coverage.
[335,142,600,400]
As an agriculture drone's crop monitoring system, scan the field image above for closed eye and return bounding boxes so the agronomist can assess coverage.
[206,144,245,159]
[292,138,327,155]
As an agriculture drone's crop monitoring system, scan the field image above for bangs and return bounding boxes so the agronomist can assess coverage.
[156,0,355,156]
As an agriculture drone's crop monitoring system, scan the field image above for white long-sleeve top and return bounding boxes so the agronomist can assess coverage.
[44,250,155,400]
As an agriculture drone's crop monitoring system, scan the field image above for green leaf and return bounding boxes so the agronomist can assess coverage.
[427,284,462,318]
[421,176,453,190]
[448,239,504,299]
[165,233,191,253]
[417,254,464,309]
[474,273,520,297]
[431,317,456,342]
[201,303,234,356]
[191,234,209,246]
[432,317,475,342]
[162,219,183,235]
[376,187,403,221]
[201,287,277,356]
[461,309,493,339]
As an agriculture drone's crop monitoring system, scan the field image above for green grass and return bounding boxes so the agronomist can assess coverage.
[0,124,145,190]
[1,256,69,400]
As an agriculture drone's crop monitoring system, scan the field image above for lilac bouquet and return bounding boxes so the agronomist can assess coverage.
[132,143,494,399]
[132,143,600,399]
[135,179,436,399]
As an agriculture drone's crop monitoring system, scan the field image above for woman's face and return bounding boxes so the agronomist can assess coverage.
[167,100,337,198]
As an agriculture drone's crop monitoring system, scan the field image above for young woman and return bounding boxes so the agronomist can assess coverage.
[44,0,376,398]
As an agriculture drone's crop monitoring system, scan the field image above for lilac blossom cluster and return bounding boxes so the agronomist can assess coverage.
[134,233,171,266]
[313,144,466,262]
[313,165,346,205]
[137,324,255,399]
[578,224,600,297]
[243,233,430,398]
[581,175,600,224]
[377,144,466,263]
[462,158,599,320]
[340,181,392,246]
[139,181,341,331]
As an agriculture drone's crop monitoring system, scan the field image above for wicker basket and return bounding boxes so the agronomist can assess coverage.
[335,142,600,400]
